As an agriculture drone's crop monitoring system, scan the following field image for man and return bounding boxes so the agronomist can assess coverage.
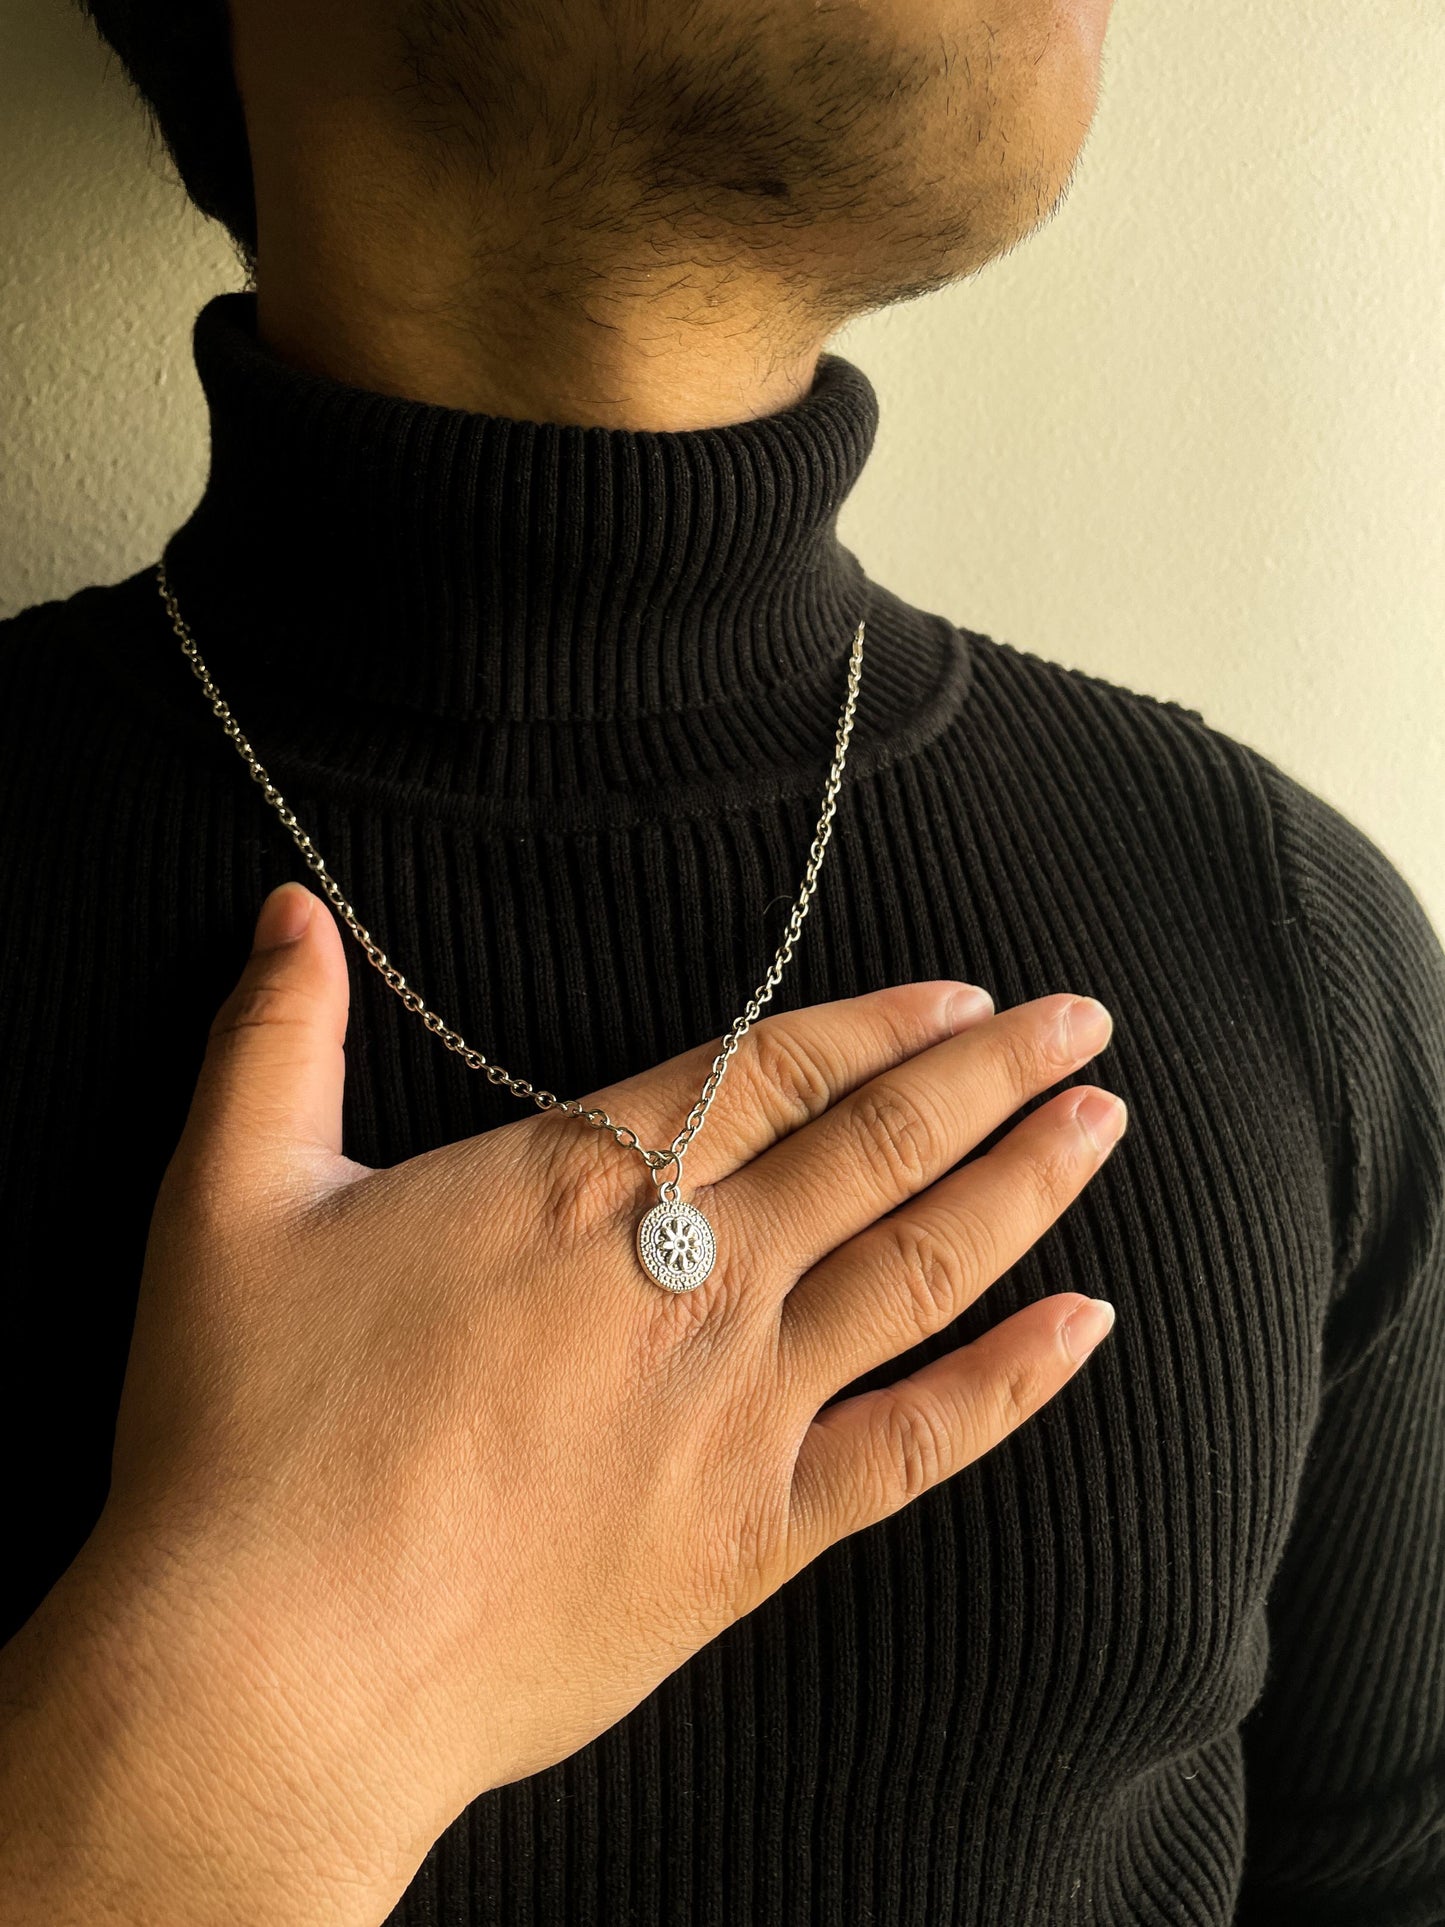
[1,0,1441,1921]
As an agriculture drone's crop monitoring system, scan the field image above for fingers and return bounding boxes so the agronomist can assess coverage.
[530,979,998,1199]
[720,994,1114,1279]
[778,1083,1128,1404]
[172,882,353,1200]
[783,1289,1117,1576]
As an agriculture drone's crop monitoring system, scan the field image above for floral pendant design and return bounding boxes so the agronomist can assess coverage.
[636,1197,717,1292]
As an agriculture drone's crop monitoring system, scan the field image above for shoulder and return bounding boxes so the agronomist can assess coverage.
[0,589,69,685]
[1240,737,1445,1350]
[963,626,1433,934]
[0,573,133,706]
[0,567,200,762]
[0,589,85,784]
[950,623,1300,888]
[0,570,220,930]
[962,627,1445,1318]
[0,565,174,650]
[961,623,1261,801]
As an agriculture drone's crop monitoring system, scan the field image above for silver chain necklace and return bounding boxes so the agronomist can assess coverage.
[155,560,864,1294]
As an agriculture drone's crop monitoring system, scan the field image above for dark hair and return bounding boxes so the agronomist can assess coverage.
[74,0,257,276]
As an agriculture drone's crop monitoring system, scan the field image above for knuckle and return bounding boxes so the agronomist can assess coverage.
[696,1446,794,1620]
[996,1016,1049,1099]
[746,1019,839,1131]
[877,1395,950,1507]
[1021,1132,1087,1221]
[1038,996,1081,1068]
[847,1081,937,1192]
[993,1351,1047,1434]
[208,976,319,1045]
[890,1216,971,1336]
[534,1121,637,1245]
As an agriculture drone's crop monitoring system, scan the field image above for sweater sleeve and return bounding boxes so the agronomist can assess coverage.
[1233,749,1445,1925]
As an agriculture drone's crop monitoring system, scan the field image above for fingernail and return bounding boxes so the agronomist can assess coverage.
[1072,1089,1127,1154]
[1062,1298,1116,1363]
[1061,997,1113,1057]
[253,881,313,952]
[945,983,995,1028]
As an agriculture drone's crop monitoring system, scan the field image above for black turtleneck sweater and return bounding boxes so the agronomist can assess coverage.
[3,293,1443,1927]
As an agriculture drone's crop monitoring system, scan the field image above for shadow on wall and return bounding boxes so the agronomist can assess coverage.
[2,0,241,619]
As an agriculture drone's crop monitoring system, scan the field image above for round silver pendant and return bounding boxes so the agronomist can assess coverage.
[636,1198,717,1292]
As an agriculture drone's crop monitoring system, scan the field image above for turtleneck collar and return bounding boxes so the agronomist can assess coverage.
[161,292,884,727]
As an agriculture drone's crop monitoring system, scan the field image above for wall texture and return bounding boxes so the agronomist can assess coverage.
[4,0,1442,927]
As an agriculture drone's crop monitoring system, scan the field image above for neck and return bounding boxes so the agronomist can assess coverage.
[230,5,836,429]
[238,42,833,431]
[251,242,832,432]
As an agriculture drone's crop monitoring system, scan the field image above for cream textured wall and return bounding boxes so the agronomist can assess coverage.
[5,0,1443,929]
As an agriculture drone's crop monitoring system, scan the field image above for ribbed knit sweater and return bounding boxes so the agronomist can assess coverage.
[3,291,1443,1927]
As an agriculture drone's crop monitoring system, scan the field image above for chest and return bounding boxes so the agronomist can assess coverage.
[1,798,1332,1778]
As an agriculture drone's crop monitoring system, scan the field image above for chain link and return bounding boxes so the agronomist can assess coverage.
[155,561,864,1201]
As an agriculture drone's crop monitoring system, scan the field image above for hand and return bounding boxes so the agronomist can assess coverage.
[86,881,1123,1920]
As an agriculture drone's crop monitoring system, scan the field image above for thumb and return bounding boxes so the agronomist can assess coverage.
[179,880,353,1191]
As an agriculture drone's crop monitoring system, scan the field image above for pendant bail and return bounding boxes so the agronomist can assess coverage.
[651,1149,682,1207]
